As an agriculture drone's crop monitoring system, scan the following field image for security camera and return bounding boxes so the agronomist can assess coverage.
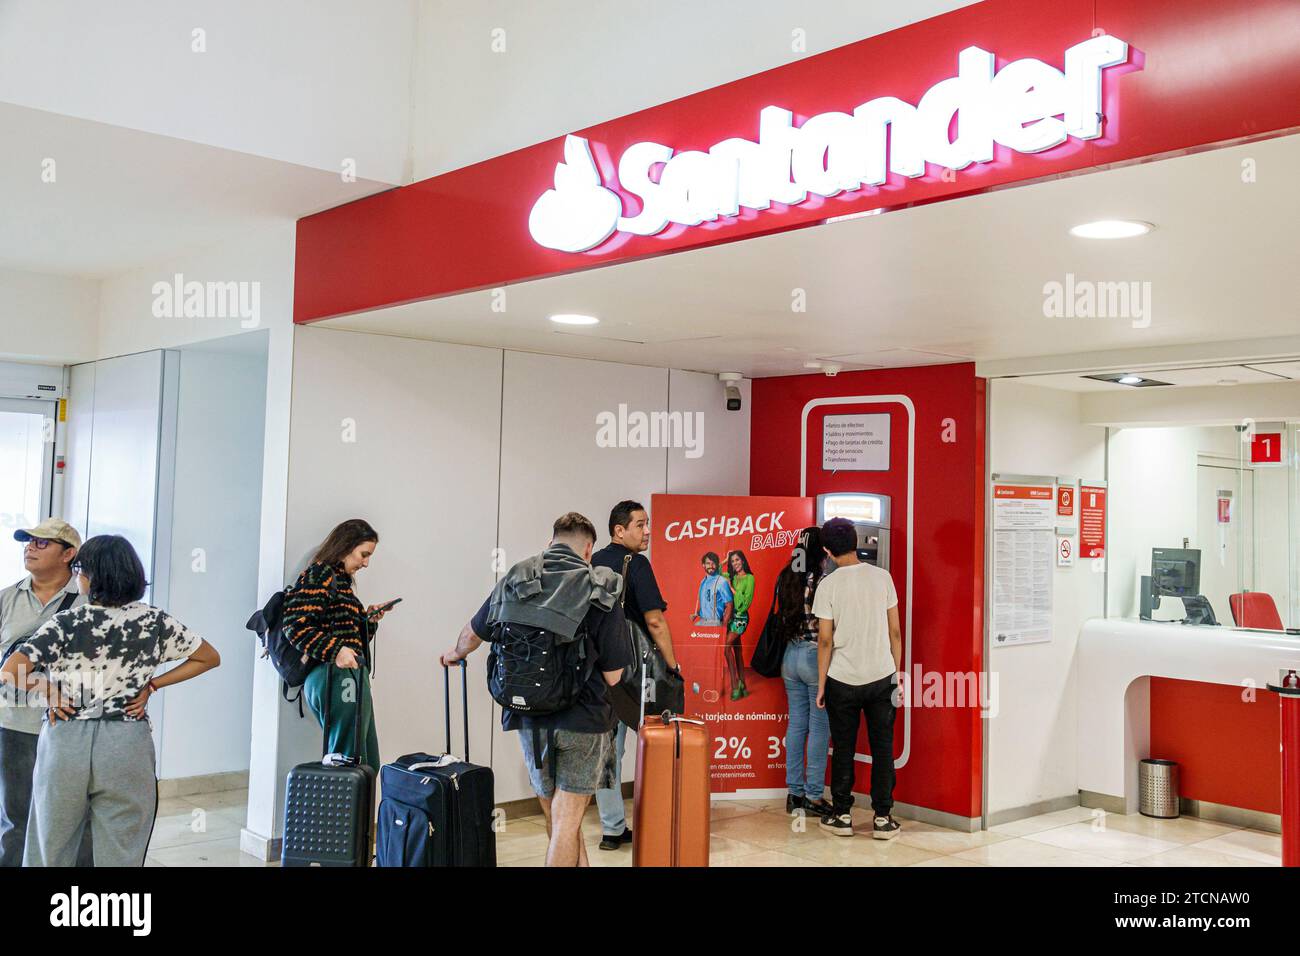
[803,360,842,377]
[719,372,743,412]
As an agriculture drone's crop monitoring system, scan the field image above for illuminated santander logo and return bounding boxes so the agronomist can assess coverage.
[528,35,1133,253]
[527,135,623,253]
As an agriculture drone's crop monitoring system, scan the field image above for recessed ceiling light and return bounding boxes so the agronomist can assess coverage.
[1069,219,1154,239]
[549,313,599,326]
[1082,372,1172,387]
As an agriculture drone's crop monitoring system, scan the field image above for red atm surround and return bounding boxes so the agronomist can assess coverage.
[750,363,985,821]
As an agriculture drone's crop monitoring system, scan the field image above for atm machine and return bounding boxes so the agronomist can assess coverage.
[815,492,891,570]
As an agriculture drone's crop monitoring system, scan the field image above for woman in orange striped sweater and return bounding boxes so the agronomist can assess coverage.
[283,519,394,771]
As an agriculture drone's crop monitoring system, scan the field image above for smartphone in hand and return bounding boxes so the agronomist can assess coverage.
[368,598,403,620]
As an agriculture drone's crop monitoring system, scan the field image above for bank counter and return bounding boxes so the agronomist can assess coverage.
[1078,618,1300,815]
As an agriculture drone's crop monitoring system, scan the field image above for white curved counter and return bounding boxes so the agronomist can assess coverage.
[1078,618,1300,812]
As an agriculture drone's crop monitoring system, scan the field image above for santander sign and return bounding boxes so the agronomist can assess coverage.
[529,35,1133,253]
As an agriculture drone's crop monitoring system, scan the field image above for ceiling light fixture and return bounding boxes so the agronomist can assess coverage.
[549,313,600,326]
[1069,219,1154,239]
[1082,372,1172,388]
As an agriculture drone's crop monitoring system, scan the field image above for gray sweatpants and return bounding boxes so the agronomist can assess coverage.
[24,719,158,867]
[0,727,92,867]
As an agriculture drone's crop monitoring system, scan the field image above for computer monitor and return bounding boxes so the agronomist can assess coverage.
[1151,548,1200,598]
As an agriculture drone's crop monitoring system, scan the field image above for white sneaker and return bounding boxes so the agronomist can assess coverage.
[872,815,900,840]
[819,813,854,837]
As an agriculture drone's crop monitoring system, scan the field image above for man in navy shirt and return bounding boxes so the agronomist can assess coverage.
[589,500,678,850]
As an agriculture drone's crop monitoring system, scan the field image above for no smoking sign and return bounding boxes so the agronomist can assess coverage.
[1057,536,1075,567]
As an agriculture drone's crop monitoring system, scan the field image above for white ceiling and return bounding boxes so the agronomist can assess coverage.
[1014,362,1299,393]
[323,133,1300,379]
[0,101,391,279]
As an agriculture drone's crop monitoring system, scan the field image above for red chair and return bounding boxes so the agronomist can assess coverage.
[1229,591,1284,630]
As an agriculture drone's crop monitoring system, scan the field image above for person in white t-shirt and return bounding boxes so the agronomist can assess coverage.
[811,517,902,839]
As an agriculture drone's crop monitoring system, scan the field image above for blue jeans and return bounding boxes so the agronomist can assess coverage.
[594,722,628,835]
[782,641,829,801]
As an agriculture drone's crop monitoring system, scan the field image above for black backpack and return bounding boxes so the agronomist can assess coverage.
[486,621,593,716]
[245,590,319,710]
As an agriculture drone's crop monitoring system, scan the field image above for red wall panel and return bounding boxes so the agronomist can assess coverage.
[1150,678,1281,815]
[751,363,984,819]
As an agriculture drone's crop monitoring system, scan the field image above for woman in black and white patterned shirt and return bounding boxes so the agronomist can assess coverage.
[0,534,220,867]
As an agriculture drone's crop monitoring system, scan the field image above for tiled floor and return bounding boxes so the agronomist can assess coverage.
[147,790,1283,867]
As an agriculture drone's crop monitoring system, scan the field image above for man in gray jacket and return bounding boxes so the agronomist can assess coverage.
[0,518,92,866]
[443,512,630,867]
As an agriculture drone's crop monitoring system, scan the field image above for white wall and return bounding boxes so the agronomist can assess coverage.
[411,0,976,179]
[253,326,755,841]
[156,341,267,779]
[2,0,978,190]
[96,223,297,360]
[1082,380,1300,428]
[37,219,300,850]
[667,369,751,497]
[244,295,296,852]
[0,0,416,185]
[60,340,270,780]
[285,327,503,780]
[0,266,99,364]
[78,351,166,567]
[62,363,96,531]
[987,381,1106,817]
[494,351,670,800]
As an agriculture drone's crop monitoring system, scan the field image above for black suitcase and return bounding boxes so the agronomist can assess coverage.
[375,661,496,867]
[281,667,375,867]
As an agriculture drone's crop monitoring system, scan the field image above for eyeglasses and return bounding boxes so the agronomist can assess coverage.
[24,538,59,551]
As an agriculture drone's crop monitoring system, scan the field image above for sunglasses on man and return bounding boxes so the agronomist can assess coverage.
[24,537,69,551]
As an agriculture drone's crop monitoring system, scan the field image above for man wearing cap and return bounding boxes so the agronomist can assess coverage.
[0,518,92,866]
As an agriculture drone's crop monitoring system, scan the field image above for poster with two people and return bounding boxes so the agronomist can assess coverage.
[650,494,813,795]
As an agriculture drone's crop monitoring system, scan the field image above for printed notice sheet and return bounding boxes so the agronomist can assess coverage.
[821,414,889,471]
[991,483,1054,647]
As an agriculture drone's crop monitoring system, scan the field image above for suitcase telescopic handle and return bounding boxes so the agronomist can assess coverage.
[656,711,705,727]
[442,660,470,761]
[407,756,459,771]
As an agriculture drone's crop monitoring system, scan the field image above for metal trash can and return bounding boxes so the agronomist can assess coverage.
[1139,759,1180,818]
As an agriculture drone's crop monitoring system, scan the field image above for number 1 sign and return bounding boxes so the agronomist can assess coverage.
[1250,432,1284,466]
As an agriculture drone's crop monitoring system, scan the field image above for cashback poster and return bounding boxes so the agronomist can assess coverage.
[651,494,814,795]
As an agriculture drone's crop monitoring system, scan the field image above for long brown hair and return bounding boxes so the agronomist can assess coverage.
[313,518,379,568]
[774,526,824,637]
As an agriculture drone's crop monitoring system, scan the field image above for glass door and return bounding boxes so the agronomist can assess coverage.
[0,398,56,585]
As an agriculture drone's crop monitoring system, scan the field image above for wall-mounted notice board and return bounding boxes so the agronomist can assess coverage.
[990,474,1056,647]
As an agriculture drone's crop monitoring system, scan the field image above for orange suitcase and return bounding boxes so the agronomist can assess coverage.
[632,713,711,867]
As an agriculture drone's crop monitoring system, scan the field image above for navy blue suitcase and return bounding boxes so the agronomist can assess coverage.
[282,667,375,867]
[376,662,496,867]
